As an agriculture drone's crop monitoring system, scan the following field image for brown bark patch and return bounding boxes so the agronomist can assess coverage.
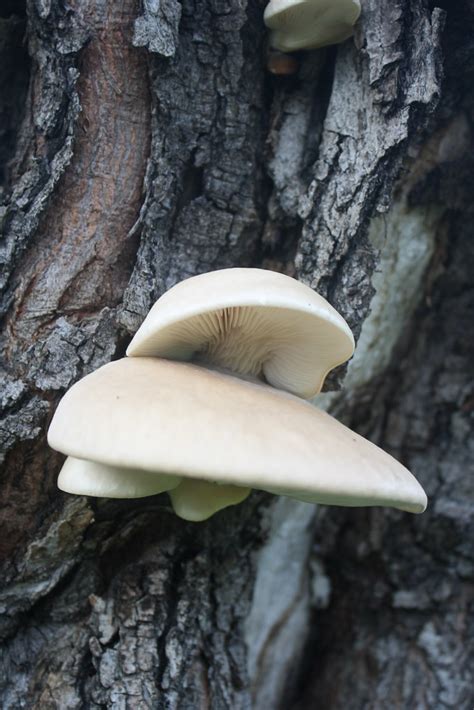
[5,0,150,350]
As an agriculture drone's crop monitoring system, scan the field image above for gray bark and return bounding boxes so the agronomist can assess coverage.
[1,0,472,708]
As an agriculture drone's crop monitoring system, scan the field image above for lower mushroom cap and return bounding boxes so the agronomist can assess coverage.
[48,358,427,514]
[58,457,181,498]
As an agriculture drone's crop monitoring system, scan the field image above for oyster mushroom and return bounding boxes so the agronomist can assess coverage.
[126,268,354,399]
[48,358,427,520]
[264,0,361,53]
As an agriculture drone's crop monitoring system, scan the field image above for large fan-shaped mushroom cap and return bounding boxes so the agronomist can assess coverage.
[126,268,354,399]
[48,358,427,515]
[264,0,361,53]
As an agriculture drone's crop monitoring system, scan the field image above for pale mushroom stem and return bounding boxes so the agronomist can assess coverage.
[169,479,251,522]
[125,268,355,399]
[48,358,426,520]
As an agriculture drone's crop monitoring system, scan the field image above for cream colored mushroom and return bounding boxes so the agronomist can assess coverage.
[58,457,180,498]
[48,358,427,518]
[264,0,361,53]
[126,268,354,399]
[59,458,250,521]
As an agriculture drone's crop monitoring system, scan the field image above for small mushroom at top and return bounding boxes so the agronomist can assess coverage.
[48,358,427,521]
[264,0,361,53]
[126,268,354,399]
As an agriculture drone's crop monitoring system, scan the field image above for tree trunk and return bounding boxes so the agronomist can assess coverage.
[1,0,472,708]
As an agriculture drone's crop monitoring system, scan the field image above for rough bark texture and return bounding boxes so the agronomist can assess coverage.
[0,0,472,708]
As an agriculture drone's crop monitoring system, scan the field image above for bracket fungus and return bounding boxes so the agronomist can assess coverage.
[264,0,361,53]
[48,268,427,521]
[48,359,427,522]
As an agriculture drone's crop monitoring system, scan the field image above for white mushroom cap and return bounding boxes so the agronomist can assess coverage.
[126,268,354,399]
[58,457,181,498]
[264,0,361,53]
[169,480,251,522]
[48,358,427,514]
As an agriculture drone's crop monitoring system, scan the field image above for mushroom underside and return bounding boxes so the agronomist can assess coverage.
[59,457,425,518]
[127,305,354,398]
[126,267,355,398]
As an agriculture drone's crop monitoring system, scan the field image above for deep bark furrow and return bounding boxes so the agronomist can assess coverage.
[296,0,444,336]
[297,219,474,709]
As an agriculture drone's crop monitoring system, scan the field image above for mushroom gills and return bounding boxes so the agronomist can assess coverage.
[174,306,277,377]
[129,306,353,398]
[169,478,251,521]
[58,457,181,498]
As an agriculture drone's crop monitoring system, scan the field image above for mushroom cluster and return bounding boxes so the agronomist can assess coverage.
[264,0,361,53]
[48,268,427,521]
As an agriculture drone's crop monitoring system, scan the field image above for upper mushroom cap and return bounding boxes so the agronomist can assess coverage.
[126,268,354,399]
[48,358,427,514]
[264,0,361,53]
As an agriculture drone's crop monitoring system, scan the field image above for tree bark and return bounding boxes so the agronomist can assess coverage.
[1,0,472,708]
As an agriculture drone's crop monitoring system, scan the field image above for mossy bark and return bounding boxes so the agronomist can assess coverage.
[1,0,472,708]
